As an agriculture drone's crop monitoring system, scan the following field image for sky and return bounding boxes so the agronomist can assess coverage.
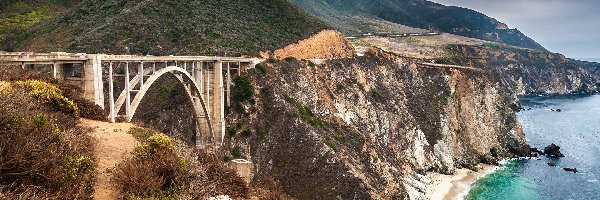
[430,0,600,59]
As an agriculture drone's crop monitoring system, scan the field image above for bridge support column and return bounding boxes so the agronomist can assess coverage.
[212,60,225,147]
[125,62,131,120]
[226,62,231,107]
[83,55,105,109]
[108,62,116,123]
[52,62,64,80]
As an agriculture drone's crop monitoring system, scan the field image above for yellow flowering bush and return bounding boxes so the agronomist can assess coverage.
[15,80,79,117]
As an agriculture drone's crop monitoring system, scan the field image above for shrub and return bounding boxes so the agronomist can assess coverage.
[282,93,326,129]
[112,132,188,199]
[284,57,297,62]
[231,76,254,113]
[128,127,157,141]
[232,76,254,103]
[112,150,188,199]
[240,129,252,137]
[0,88,95,198]
[231,147,243,158]
[226,127,237,137]
[32,114,49,129]
[15,80,79,117]
[267,57,279,63]
[63,156,94,181]
[255,63,267,73]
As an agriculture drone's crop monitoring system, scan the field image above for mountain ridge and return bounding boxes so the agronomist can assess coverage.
[289,0,545,50]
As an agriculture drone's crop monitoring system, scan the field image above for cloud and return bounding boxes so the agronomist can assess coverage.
[430,0,600,58]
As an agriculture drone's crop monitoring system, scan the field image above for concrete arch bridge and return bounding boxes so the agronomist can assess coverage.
[0,52,262,148]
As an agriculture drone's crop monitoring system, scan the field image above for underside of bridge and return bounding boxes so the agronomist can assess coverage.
[0,52,262,149]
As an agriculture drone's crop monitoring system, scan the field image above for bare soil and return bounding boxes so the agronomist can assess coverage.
[273,29,355,59]
[81,119,138,200]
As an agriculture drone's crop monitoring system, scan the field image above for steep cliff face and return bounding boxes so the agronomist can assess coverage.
[224,50,529,199]
[439,44,600,94]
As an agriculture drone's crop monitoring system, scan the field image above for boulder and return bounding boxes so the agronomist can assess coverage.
[530,147,542,154]
[547,162,556,167]
[563,168,578,173]
[544,143,565,157]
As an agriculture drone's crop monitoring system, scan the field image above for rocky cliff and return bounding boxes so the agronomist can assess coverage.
[223,49,529,199]
[438,44,600,95]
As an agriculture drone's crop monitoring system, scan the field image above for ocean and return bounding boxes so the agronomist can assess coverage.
[465,94,600,200]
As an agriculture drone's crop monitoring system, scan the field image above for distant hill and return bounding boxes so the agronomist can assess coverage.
[0,0,328,56]
[0,0,75,42]
[289,0,545,50]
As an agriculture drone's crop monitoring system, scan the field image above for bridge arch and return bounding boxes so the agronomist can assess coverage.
[128,66,215,147]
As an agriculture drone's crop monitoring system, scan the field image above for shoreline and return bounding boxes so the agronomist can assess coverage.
[425,164,498,200]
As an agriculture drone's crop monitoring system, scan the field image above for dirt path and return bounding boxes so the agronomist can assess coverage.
[81,119,139,200]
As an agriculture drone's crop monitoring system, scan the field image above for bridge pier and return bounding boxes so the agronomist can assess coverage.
[212,60,225,147]
[82,55,104,109]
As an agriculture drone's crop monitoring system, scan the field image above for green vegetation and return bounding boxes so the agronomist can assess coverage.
[267,57,280,63]
[231,76,255,113]
[1,0,328,55]
[157,82,179,98]
[282,93,326,129]
[112,129,188,199]
[240,129,252,137]
[335,84,344,92]
[231,147,243,158]
[324,139,337,151]
[284,57,298,62]
[63,155,94,181]
[0,0,75,42]
[257,87,273,136]
[227,127,237,137]
[128,127,157,141]
[255,63,268,74]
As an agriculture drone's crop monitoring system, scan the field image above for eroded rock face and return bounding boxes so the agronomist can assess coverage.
[225,49,529,199]
[441,45,600,95]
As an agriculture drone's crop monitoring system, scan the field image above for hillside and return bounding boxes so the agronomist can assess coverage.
[289,0,545,50]
[0,0,328,56]
[0,0,76,42]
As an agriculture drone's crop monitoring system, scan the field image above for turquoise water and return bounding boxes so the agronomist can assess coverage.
[466,94,600,200]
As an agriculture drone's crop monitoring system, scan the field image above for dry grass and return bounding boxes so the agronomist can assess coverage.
[0,83,96,199]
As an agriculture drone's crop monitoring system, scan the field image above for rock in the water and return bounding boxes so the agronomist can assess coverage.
[547,162,556,167]
[544,143,565,157]
[509,103,524,112]
[530,147,542,154]
[563,167,578,173]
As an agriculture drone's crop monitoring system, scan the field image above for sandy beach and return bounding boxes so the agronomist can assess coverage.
[425,164,498,200]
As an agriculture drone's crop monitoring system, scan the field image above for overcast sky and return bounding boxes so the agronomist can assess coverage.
[430,0,600,59]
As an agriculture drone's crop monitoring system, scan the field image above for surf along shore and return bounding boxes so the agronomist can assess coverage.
[426,164,498,200]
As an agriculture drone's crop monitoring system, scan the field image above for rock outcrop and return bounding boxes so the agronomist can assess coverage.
[272,29,356,59]
[544,143,565,157]
[440,44,600,95]
[224,49,529,199]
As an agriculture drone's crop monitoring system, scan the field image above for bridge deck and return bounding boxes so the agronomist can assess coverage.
[0,52,260,64]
